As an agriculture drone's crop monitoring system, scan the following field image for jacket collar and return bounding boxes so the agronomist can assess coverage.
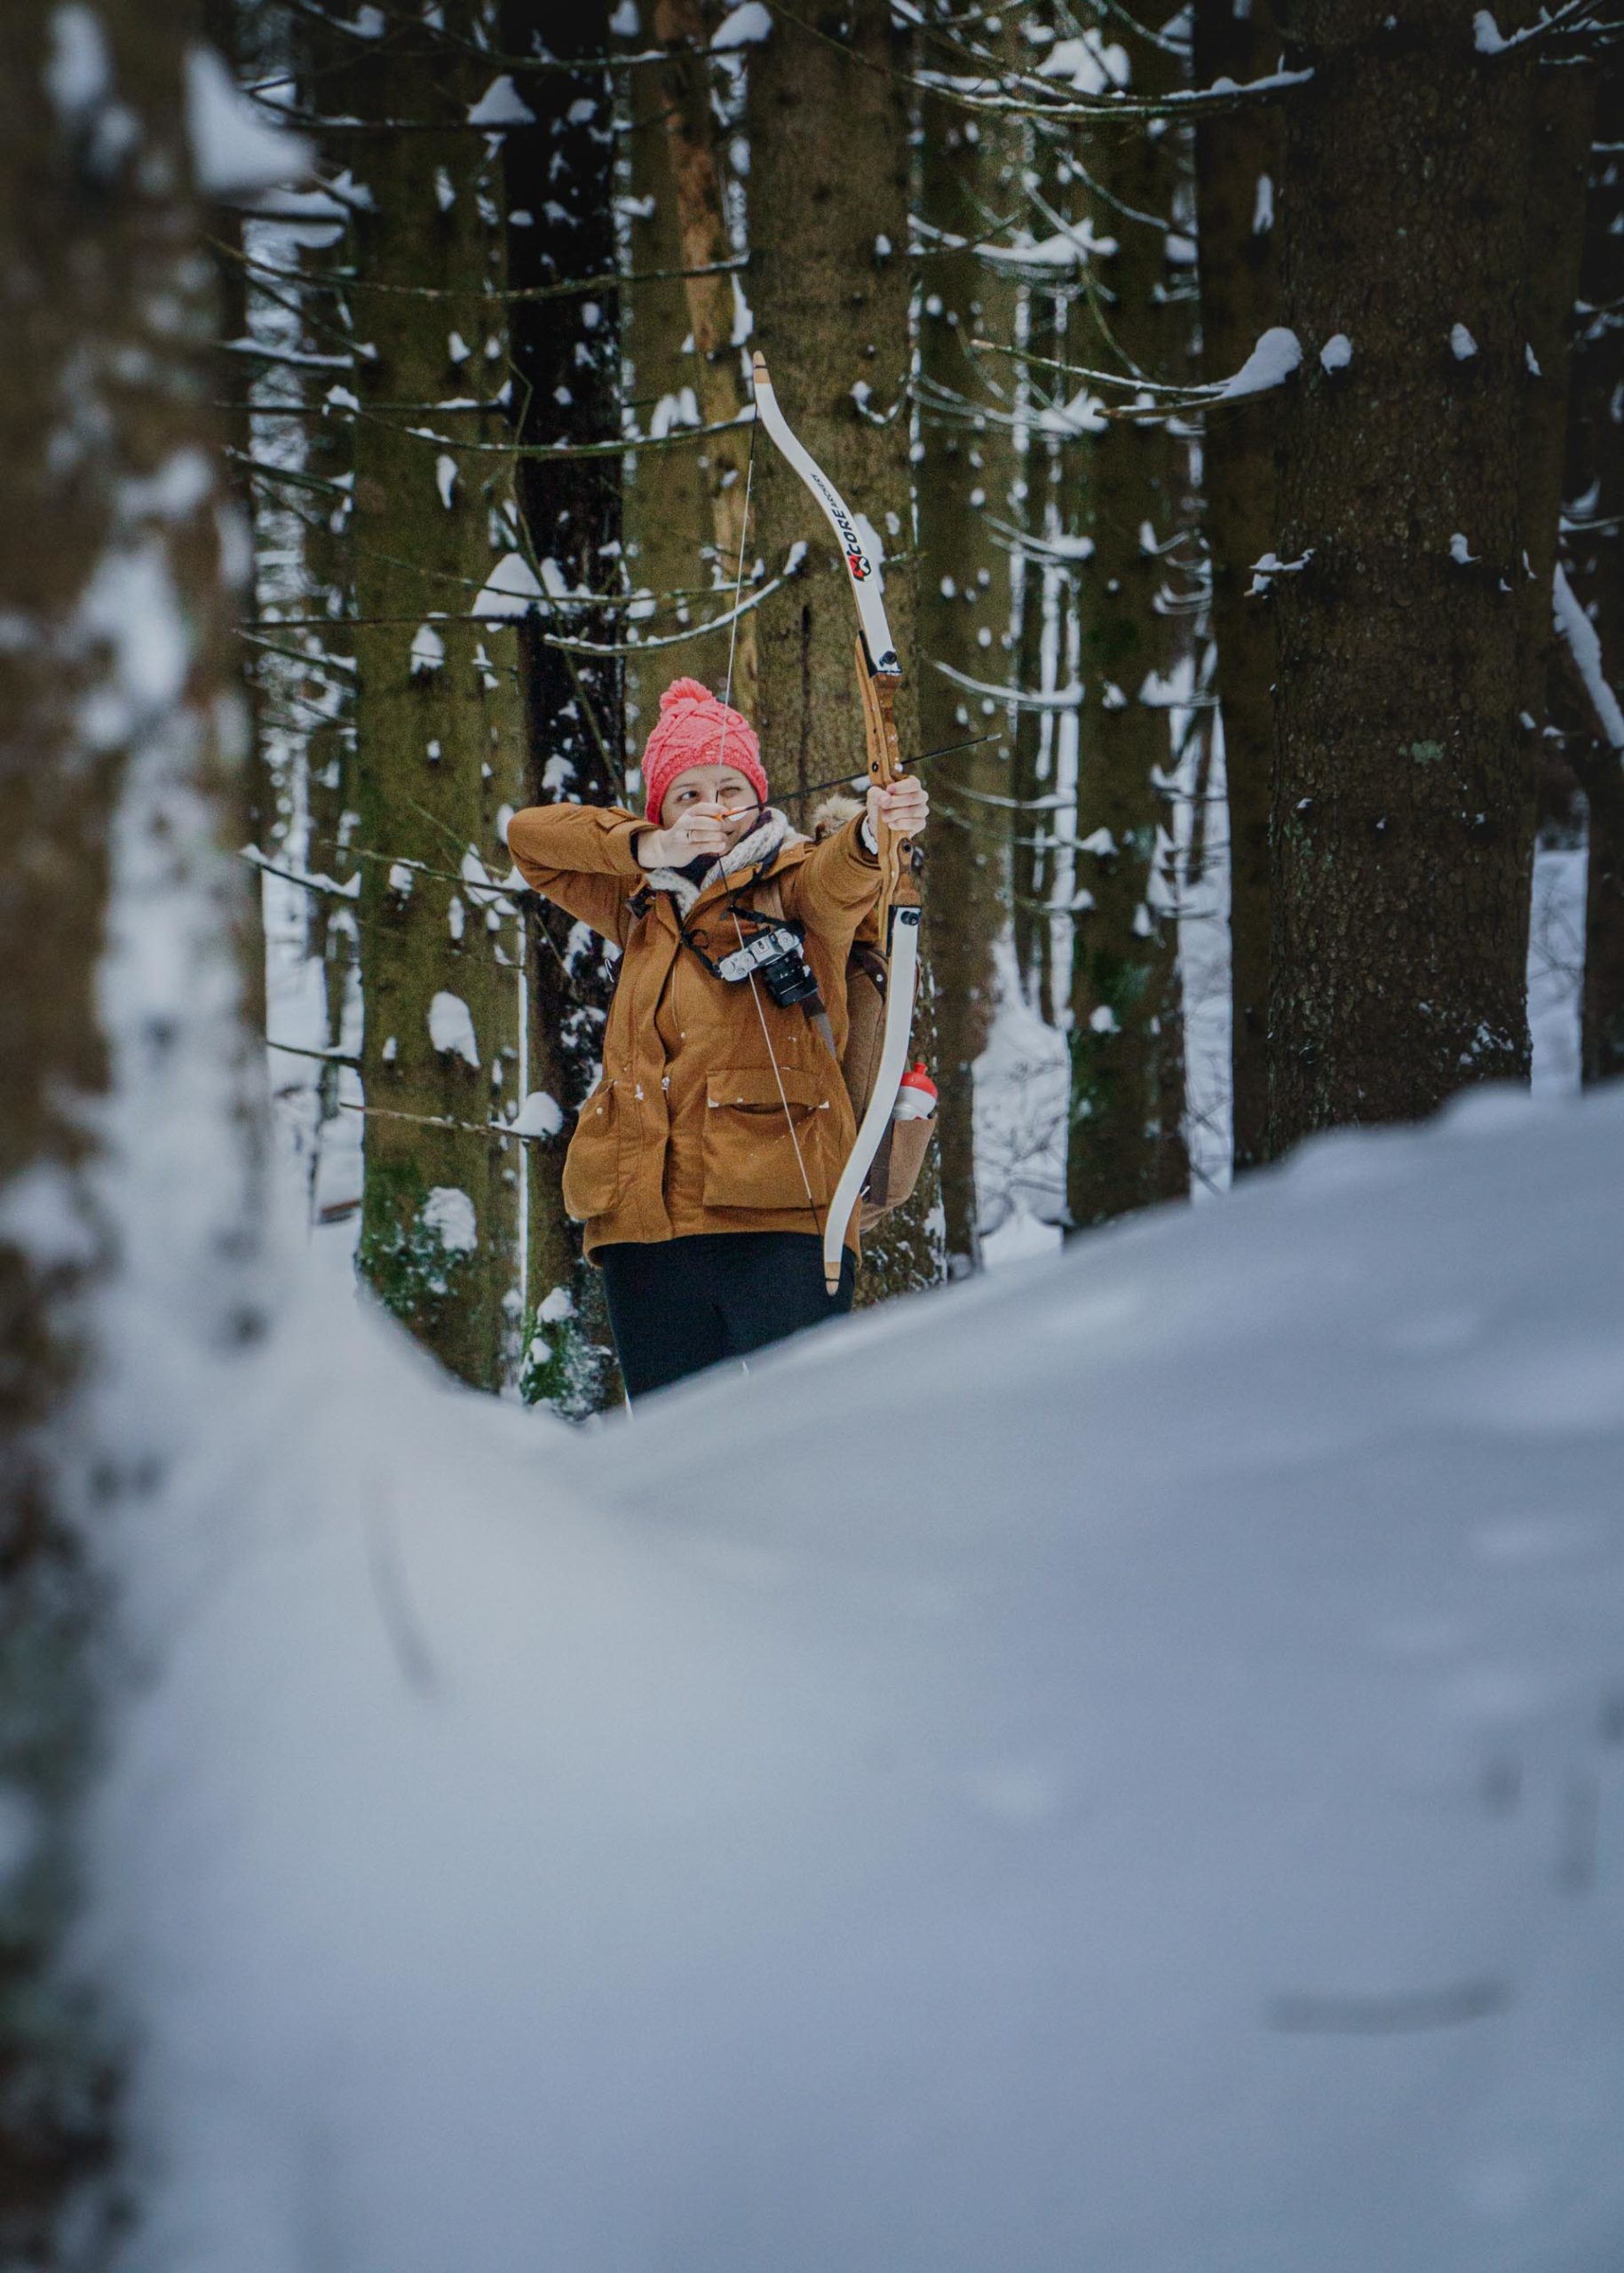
[641,807,803,916]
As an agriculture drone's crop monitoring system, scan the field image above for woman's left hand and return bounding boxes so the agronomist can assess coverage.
[867,774,929,842]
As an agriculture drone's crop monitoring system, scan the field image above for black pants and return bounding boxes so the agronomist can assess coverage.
[598,1232,855,1402]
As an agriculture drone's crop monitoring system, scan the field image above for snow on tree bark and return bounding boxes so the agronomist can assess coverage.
[0,0,270,2247]
[1195,0,1282,1176]
[1009,447,1058,1018]
[747,0,942,1301]
[1064,46,1193,1233]
[652,0,759,717]
[1517,67,1595,734]
[344,5,528,1393]
[1558,60,1624,1087]
[501,5,625,1414]
[916,78,1021,1275]
[620,8,727,729]
[226,1,364,1221]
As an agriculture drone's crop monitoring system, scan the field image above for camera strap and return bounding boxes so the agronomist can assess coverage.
[676,899,798,983]
[749,878,844,1065]
[678,880,841,1065]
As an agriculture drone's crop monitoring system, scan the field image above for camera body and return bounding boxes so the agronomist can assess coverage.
[714,921,822,1009]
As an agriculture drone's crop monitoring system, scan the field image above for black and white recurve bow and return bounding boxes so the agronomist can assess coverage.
[749,350,923,1295]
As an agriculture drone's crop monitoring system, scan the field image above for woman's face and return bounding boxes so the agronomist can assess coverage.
[661,764,761,836]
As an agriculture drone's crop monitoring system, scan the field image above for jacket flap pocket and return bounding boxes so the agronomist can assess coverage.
[701,1067,834,1213]
[561,1077,623,1221]
[707,1067,827,1115]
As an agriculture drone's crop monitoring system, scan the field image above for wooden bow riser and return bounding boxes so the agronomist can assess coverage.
[854,640,920,937]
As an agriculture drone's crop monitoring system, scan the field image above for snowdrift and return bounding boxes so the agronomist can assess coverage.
[96,1086,1624,2272]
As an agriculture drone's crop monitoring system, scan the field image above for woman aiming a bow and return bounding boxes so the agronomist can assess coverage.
[505,676,929,1402]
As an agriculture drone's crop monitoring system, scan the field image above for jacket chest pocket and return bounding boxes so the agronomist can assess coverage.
[561,1079,624,1221]
[702,1067,836,1213]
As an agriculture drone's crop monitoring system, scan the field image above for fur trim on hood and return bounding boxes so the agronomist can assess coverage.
[639,806,800,915]
[810,792,864,843]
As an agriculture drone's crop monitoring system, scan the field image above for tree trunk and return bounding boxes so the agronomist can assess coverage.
[1,0,260,2246]
[652,0,757,714]
[204,0,276,902]
[916,84,1022,1274]
[1195,0,1281,1175]
[620,13,724,732]
[1562,63,1624,1085]
[1518,69,1596,716]
[1268,0,1551,1152]
[250,3,362,1226]
[502,6,626,1414]
[1065,85,1194,1232]
[346,9,529,1392]
[1009,450,1056,1013]
[748,0,941,1299]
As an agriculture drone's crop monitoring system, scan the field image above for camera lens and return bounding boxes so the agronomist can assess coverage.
[761,949,822,1009]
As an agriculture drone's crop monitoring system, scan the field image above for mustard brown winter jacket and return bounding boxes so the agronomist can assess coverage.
[504,801,883,1257]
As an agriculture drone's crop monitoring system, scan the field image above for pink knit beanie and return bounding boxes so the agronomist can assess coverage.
[641,677,766,826]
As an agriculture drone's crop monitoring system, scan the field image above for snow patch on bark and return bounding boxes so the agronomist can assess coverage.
[420,1187,477,1255]
[46,4,111,117]
[712,2,772,46]
[186,46,310,196]
[1216,326,1302,400]
[428,993,479,1066]
[1553,562,1624,749]
[513,1092,564,1138]
[466,75,535,126]
[472,554,543,620]
[79,540,192,749]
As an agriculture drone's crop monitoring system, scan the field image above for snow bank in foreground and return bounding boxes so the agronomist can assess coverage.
[95,1087,1624,2272]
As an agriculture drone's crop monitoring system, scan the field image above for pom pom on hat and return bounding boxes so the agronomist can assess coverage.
[641,677,766,825]
[659,676,713,713]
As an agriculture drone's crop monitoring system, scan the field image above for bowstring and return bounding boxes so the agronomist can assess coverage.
[708,402,827,1243]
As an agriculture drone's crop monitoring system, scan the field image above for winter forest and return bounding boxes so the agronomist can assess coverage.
[4,0,1624,2264]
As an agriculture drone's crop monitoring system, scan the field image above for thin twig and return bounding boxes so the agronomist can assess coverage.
[340,1100,551,1144]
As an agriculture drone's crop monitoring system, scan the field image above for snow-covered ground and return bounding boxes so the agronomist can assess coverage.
[93,1078,1624,2272]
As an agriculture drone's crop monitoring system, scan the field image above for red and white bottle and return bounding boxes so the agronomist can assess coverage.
[892,1061,938,1121]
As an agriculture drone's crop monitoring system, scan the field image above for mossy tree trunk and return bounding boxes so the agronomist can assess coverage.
[502,6,625,1413]
[1267,0,1558,1150]
[1065,83,1193,1232]
[1195,0,1281,1175]
[1,0,260,2247]
[347,6,529,1392]
[291,7,364,1123]
[749,0,942,1298]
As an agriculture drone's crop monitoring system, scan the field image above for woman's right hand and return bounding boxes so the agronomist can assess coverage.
[635,802,734,870]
